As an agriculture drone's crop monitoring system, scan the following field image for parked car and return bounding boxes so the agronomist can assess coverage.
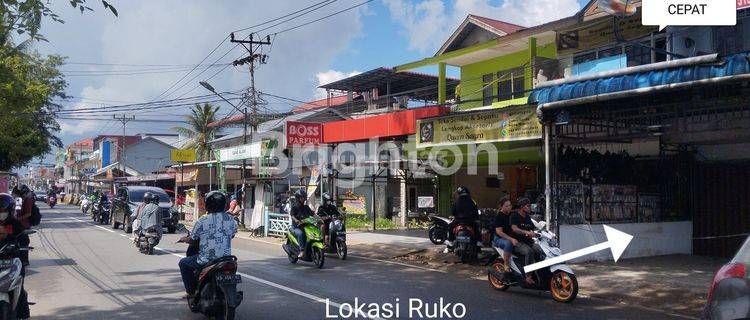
[703,235,750,320]
[110,186,178,234]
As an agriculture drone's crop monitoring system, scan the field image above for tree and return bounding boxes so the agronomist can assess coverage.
[0,48,66,171]
[172,104,222,162]
[1,0,118,47]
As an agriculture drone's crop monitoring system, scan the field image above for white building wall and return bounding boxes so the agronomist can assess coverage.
[560,221,692,262]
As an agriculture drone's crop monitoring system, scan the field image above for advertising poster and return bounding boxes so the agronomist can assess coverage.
[417,107,542,148]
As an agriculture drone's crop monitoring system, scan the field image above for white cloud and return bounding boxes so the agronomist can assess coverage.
[384,0,582,53]
[35,0,367,145]
[313,70,361,99]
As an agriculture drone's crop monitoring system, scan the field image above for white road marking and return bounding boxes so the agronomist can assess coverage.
[65,213,380,319]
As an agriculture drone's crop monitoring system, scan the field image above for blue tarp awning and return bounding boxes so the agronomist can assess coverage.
[530,53,750,105]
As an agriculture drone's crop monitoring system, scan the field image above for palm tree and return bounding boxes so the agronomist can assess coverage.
[172,103,221,161]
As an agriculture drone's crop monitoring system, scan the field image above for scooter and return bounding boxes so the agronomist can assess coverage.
[282,216,325,268]
[93,201,110,225]
[47,195,56,209]
[81,198,92,215]
[323,215,347,260]
[177,227,243,320]
[452,222,480,263]
[487,221,579,303]
[427,214,450,245]
[0,230,35,319]
[135,226,161,255]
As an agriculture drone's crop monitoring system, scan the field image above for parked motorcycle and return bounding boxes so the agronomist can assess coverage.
[134,227,161,255]
[177,227,243,320]
[487,221,579,303]
[323,215,347,260]
[427,214,450,245]
[282,216,325,268]
[47,194,56,209]
[0,230,35,319]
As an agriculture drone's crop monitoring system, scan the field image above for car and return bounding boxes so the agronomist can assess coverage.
[703,235,750,320]
[34,192,48,203]
[110,186,178,234]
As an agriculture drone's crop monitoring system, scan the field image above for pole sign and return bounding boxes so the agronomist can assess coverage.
[171,149,197,163]
[286,121,323,147]
[217,142,262,162]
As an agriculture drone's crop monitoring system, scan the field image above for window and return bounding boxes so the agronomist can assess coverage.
[497,78,512,101]
[496,68,525,102]
[598,46,622,58]
[482,73,494,106]
[512,76,525,99]
[713,16,750,56]
[625,42,651,67]
[573,52,596,64]
[654,38,667,62]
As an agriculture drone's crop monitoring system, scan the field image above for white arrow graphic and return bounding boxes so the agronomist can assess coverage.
[524,225,634,274]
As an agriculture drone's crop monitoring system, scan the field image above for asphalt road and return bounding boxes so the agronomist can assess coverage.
[23,205,690,320]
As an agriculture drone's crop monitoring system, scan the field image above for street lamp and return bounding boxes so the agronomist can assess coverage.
[200,80,249,230]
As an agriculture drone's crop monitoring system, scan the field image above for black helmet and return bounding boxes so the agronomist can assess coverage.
[456,186,470,197]
[294,189,307,199]
[0,193,13,214]
[12,184,29,196]
[143,192,155,204]
[151,193,160,205]
[205,191,227,213]
[322,192,333,203]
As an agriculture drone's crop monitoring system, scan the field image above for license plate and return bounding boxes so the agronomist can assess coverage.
[0,259,13,268]
[456,236,470,242]
[215,274,242,284]
[337,231,346,236]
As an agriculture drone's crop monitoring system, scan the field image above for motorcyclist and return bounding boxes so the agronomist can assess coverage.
[509,197,544,285]
[0,193,30,319]
[445,186,479,251]
[178,191,237,299]
[10,185,32,266]
[289,189,314,258]
[316,192,340,247]
[133,192,160,241]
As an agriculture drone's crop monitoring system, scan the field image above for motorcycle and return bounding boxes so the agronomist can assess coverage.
[177,227,243,320]
[282,216,325,268]
[427,214,450,245]
[452,222,480,263]
[0,230,35,319]
[47,195,56,209]
[323,215,347,260]
[92,201,110,225]
[80,198,90,215]
[134,227,161,255]
[487,221,579,303]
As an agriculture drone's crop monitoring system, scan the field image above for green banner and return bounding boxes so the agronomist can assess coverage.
[416,107,542,148]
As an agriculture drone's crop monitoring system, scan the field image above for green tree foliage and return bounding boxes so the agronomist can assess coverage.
[0,49,66,170]
[172,104,222,162]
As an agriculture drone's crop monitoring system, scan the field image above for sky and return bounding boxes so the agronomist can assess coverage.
[34,0,588,153]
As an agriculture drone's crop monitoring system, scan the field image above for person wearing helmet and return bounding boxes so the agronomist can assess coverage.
[136,192,163,242]
[178,191,237,298]
[289,189,313,258]
[445,186,480,251]
[11,185,33,266]
[0,193,30,319]
[316,192,339,247]
[509,197,543,285]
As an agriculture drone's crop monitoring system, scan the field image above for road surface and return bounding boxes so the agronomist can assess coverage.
[24,205,690,319]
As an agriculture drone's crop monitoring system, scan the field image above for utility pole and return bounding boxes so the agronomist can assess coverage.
[113,114,135,188]
[230,32,271,229]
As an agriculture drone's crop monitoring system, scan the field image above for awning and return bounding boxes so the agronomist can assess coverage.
[530,53,750,107]
[94,162,142,177]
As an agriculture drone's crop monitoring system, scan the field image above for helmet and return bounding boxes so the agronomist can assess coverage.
[456,186,470,197]
[230,194,237,201]
[143,192,155,204]
[12,184,29,196]
[150,193,160,205]
[205,191,227,213]
[294,189,307,199]
[0,193,14,214]
[322,192,333,203]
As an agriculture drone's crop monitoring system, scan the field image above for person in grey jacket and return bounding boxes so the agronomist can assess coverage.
[135,192,163,238]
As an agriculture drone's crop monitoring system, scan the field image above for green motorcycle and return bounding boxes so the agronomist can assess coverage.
[283,216,325,268]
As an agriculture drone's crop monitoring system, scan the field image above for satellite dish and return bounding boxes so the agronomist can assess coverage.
[598,0,637,17]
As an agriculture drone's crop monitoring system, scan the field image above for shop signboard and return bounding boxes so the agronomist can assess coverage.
[217,142,262,162]
[556,11,657,54]
[171,149,197,163]
[287,121,323,147]
[342,198,366,215]
[416,107,542,148]
[417,196,434,208]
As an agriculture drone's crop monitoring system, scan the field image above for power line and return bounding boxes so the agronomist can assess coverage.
[271,0,373,35]
[231,0,336,33]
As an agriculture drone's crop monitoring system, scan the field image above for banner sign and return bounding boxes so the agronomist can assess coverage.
[416,107,542,148]
[286,121,323,147]
[171,149,197,163]
[557,11,657,54]
[217,142,262,162]
[418,196,434,208]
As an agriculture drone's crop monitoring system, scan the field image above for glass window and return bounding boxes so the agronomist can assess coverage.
[625,42,651,67]
[482,74,494,106]
[497,79,512,101]
[573,52,596,64]
[128,189,170,203]
[654,38,667,62]
[598,46,622,58]
[512,76,525,99]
